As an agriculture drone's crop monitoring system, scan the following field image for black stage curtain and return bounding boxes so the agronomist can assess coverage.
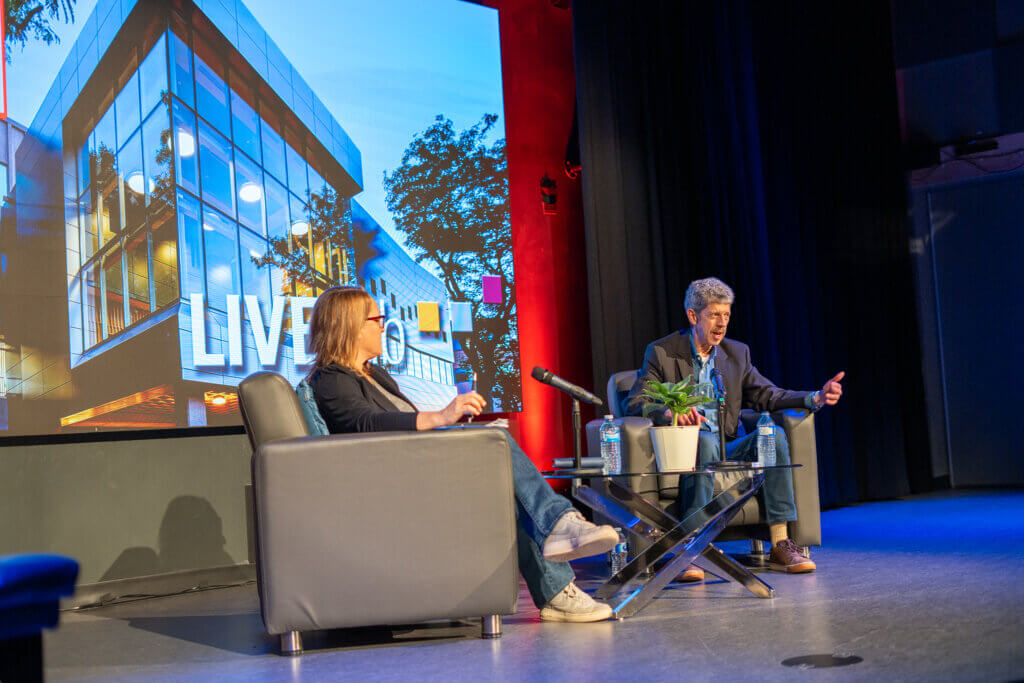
[573,1,933,507]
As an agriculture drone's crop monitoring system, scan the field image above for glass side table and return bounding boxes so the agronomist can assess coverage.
[543,464,801,619]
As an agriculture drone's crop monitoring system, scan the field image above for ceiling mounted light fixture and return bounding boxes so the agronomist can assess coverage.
[176,130,196,158]
[238,181,263,203]
[126,171,145,195]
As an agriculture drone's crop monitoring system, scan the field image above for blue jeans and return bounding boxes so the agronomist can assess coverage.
[455,426,576,607]
[676,428,797,525]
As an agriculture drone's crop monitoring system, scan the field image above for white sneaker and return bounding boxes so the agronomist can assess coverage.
[540,581,613,622]
[542,510,619,562]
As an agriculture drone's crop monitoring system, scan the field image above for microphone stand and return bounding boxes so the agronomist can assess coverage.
[572,399,582,469]
[716,385,727,463]
[572,398,581,495]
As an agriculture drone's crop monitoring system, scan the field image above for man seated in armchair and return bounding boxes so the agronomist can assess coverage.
[625,277,844,578]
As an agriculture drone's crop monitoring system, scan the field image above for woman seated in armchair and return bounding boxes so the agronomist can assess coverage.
[306,286,616,622]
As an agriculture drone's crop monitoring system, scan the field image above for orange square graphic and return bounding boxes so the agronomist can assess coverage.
[417,301,440,332]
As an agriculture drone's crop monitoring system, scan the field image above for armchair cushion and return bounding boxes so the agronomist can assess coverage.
[295,379,329,436]
[607,370,640,418]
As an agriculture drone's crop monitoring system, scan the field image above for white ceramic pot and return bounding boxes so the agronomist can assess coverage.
[649,425,700,472]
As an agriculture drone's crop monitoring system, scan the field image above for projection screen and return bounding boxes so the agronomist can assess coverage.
[0,0,520,436]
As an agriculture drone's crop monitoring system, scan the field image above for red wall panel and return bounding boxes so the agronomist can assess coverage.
[477,0,594,479]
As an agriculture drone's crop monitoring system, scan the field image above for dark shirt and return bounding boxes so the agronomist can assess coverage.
[308,363,419,434]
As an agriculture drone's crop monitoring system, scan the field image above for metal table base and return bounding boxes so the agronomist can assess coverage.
[573,471,775,619]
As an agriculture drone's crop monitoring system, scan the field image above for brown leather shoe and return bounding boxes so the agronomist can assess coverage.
[768,539,816,573]
[677,564,704,582]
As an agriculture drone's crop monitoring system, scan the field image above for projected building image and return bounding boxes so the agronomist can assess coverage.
[2,0,498,435]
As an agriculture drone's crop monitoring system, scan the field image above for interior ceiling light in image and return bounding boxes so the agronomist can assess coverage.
[176,129,195,158]
[238,181,262,203]
[126,171,145,195]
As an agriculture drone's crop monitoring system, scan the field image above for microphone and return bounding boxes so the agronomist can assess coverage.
[711,368,727,402]
[531,367,603,406]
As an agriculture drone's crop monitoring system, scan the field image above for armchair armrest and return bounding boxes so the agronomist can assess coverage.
[252,428,519,635]
[772,410,821,547]
[586,417,658,497]
[740,409,821,546]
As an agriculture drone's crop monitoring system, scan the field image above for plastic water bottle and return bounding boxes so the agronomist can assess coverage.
[609,528,628,574]
[756,412,776,467]
[599,415,621,474]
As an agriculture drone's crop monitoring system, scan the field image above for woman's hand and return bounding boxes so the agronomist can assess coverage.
[417,392,487,430]
[442,392,486,424]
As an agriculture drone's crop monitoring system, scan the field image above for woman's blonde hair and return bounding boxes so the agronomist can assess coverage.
[309,286,374,371]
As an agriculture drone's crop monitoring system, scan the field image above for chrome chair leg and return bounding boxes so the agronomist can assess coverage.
[280,630,303,656]
[481,615,502,639]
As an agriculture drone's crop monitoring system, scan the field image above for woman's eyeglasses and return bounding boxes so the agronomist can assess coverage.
[366,315,386,325]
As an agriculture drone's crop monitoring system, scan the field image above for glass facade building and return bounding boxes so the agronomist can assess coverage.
[0,118,27,431]
[0,0,462,435]
[68,22,357,360]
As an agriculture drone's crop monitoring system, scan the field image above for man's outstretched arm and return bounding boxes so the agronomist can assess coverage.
[741,345,846,412]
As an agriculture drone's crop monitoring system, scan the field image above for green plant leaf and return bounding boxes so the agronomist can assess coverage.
[634,379,713,421]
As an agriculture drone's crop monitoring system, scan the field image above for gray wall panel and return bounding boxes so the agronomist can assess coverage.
[0,433,253,584]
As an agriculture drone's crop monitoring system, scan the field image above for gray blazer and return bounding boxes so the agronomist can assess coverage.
[624,330,812,439]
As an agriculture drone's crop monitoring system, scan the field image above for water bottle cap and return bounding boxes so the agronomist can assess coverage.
[604,414,614,420]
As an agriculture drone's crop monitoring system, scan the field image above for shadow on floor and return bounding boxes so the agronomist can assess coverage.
[126,613,274,656]
[125,613,487,657]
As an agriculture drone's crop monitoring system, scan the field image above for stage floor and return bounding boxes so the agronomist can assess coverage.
[45,489,1024,681]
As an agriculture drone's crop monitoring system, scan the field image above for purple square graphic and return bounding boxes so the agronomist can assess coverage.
[482,275,503,304]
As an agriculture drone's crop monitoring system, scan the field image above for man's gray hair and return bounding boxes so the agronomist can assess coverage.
[684,277,735,313]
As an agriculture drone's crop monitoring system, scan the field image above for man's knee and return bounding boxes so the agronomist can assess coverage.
[773,429,790,464]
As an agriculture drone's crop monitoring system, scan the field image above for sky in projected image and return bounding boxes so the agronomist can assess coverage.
[6,0,505,254]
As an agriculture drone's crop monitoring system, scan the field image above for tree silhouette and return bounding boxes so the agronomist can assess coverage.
[251,185,355,292]
[4,0,76,59]
[383,114,521,411]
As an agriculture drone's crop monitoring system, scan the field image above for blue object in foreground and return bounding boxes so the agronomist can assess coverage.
[0,554,79,640]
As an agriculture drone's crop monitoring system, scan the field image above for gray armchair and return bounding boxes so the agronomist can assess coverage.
[238,372,519,655]
[585,370,821,554]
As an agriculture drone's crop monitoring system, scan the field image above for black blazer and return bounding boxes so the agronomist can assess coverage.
[308,363,419,434]
[624,330,811,439]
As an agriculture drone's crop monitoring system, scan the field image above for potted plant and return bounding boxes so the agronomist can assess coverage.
[632,378,713,472]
